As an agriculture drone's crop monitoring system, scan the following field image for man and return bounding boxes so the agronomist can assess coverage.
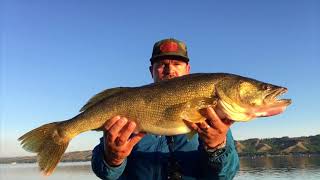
[91,38,240,179]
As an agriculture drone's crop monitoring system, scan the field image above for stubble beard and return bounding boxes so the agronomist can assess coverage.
[162,74,177,80]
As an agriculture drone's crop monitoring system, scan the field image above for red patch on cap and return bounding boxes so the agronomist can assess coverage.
[160,41,178,53]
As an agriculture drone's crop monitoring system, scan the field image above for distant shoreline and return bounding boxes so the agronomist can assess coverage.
[2,134,319,164]
[1,153,319,165]
[0,154,320,165]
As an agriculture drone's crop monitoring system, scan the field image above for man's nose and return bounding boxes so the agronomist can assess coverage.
[163,64,174,74]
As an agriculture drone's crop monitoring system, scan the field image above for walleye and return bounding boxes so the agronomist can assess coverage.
[18,73,291,175]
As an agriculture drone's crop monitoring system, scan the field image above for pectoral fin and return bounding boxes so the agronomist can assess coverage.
[165,97,218,123]
[181,110,206,123]
[182,97,218,140]
[180,97,218,123]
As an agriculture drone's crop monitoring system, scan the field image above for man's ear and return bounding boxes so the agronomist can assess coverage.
[149,65,154,78]
[186,63,191,73]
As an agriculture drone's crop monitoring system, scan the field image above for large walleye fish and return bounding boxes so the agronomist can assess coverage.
[19,73,291,175]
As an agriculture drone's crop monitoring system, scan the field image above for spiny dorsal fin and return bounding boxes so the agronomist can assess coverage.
[80,87,131,112]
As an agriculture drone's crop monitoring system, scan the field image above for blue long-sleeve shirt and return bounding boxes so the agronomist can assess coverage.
[91,130,239,179]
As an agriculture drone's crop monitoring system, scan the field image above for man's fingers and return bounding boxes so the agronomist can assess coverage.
[202,107,225,128]
[184,120,209,135]
[104,116,121,130]
[107,117,128,142]
[127,133,145,147]
[116,121,137,146]
[197,122,210,132]
[205,107,234,127]
[183,120,199,131]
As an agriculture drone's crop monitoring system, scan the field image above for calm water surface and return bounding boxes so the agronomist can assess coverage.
[1,155,320,179]
[235,155,320,180]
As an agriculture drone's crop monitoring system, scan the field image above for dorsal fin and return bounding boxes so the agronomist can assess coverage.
[80,87,131,112]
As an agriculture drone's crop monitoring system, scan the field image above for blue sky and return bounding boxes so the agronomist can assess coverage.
[1,0,319,157]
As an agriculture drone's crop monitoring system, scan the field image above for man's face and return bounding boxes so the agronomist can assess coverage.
[150,59,190,82]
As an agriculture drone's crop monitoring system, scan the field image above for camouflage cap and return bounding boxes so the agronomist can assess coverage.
[150,38,189,64]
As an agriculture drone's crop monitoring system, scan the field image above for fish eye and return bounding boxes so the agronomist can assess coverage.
[262,84,272,91]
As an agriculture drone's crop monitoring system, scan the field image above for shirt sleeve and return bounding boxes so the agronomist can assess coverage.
[91,138,127,180]
[199,130,240,180]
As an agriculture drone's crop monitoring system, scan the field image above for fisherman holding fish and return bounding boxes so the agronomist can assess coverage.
[19,38,290,178]
[91,38,240,179]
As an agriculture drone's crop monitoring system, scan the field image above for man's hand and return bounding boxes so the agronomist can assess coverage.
[103,116,145,166]
[184,107,234,149]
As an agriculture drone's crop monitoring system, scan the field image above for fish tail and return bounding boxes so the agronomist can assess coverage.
[18,122,71,176]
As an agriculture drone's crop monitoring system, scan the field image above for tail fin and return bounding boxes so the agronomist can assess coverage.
[18,122,70,176]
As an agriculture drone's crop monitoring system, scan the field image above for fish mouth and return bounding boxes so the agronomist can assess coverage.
[257,87,291,117]
[265,87,291,106]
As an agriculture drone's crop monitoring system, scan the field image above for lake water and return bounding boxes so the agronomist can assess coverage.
[1,155,319,180]
[236,155,320,180]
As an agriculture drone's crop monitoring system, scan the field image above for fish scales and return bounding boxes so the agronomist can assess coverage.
[18,73,291,175]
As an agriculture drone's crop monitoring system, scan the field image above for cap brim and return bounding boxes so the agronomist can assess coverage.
[150,55,189,63]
